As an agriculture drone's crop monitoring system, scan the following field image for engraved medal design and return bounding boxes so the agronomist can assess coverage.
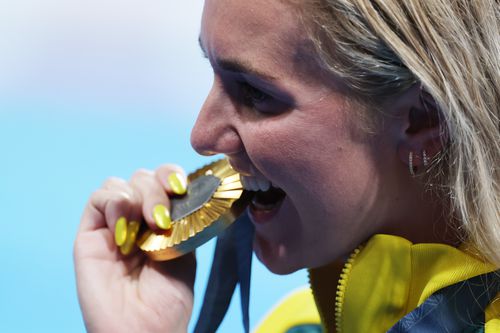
[137,159,250,261]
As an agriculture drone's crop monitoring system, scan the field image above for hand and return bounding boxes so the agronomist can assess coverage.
[74,164,196,333]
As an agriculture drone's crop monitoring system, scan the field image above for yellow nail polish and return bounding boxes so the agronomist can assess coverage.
[120,221,140,255]
[168,172,187,195]
[153,204,172,230]
[114,217,128,246]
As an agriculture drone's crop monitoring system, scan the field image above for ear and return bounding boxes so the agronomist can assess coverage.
[396,85,446,175]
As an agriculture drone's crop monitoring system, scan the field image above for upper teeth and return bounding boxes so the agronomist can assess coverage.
[241,175,276,192]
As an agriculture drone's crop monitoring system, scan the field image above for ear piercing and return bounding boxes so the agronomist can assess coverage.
[422,150,429,168]
[409,151,416,176]
[409,150,431,176]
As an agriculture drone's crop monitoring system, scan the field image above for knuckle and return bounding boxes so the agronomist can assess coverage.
[89,188,136,210]
[131,168,154,182]
[89,188,106,201]
[101,176,126,189]
[108,191,134,207]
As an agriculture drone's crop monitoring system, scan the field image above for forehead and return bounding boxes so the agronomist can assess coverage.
[200,0,310,76]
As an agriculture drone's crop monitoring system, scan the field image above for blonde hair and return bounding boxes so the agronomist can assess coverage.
[294,0,500,265]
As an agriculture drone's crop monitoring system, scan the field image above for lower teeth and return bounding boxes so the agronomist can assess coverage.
[251,197,277,210]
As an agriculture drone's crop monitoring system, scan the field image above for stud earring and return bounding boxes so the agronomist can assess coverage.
[409,151,416,176]
[422,150,429,168]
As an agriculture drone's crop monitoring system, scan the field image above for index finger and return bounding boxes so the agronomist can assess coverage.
[155,164,188,196]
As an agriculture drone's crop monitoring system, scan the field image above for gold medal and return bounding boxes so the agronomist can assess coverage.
[137,158,250,261]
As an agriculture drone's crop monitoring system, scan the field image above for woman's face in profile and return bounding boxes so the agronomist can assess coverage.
[192,0,404,273]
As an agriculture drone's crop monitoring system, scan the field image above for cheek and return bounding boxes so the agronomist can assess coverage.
[244,113,360,187]
[243,123,311,185]
[245,113,382,222]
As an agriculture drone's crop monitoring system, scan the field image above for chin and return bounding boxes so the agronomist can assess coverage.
[253,234,302,275]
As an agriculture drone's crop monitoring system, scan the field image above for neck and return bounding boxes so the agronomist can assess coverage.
[381,173,457,246]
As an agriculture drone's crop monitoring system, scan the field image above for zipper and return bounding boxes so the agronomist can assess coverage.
[334,246,363,333]
[308,245,364,333]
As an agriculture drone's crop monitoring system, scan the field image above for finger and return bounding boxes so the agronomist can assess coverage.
[76,189,132,260]
[80,187,144,260]
[129,169,172,233]
[155,164,188,196]
[100,180,144,254]
[80,188,141,234]
[101,176,129,190]
[79,189,130,233]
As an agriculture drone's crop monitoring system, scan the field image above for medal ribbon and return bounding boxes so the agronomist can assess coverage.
[194,213,254,333]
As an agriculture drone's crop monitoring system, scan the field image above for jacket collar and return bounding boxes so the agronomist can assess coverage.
[309,234,496,333]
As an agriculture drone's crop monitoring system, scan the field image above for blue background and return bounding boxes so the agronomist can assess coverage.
[0,1,307,332]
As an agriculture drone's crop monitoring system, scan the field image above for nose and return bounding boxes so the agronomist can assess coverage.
[190,82,244,156]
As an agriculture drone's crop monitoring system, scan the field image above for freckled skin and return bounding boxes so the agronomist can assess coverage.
[192,0,450,274]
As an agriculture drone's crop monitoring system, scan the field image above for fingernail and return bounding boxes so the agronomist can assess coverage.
[153,204,172,230]
[120,221,140,255]
[114,217,128,246]
[168,172,187,195]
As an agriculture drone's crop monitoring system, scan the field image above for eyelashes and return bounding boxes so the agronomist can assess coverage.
[240,81,270,106]
[237,80,292,115]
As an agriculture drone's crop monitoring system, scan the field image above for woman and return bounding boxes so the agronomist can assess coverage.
[74,0,500,332]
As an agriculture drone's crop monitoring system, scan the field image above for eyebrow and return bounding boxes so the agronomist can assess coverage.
[198,37,278,82]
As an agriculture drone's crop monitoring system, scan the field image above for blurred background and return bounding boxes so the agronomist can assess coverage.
[0,0,307,332]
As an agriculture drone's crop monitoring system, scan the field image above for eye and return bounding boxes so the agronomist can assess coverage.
[233,80,292,115]
[240,82,270,105]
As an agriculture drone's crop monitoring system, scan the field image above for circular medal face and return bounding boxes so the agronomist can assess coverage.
[137,159,249,261]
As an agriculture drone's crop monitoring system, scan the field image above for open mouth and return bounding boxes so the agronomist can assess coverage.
[251,187,287,211]
[241,175,287,214]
